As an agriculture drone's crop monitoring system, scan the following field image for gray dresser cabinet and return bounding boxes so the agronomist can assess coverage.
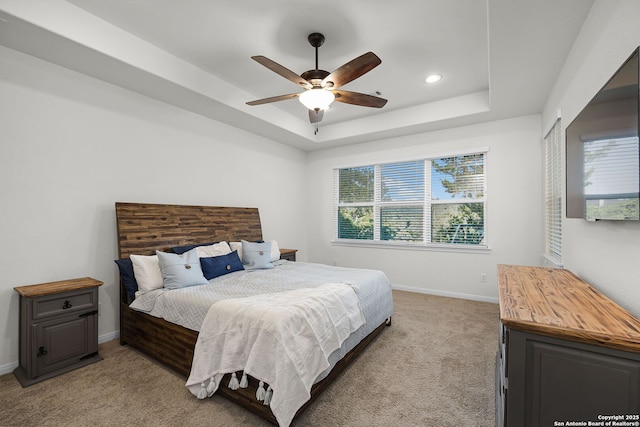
[497,265,640,426]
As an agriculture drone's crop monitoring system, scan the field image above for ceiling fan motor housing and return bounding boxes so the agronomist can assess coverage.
[301,69,330,87]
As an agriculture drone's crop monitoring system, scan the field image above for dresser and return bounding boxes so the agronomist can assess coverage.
[13,277,103,387]
[496,265,640,426]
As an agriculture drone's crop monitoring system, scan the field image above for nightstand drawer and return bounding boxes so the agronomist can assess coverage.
[32,288,98,320]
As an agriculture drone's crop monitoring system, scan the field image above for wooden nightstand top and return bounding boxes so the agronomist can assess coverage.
[279,248,297,262]
[14,277,103,298]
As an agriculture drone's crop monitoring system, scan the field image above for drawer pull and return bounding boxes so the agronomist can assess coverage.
[62,300,72,310]
[37,346,48,357]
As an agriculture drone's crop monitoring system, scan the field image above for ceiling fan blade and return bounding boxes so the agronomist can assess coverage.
[321,52,381,89]
[333,90,388,108]
[309,109,324,123]
[246,93,300,106]
[251,56,313,89]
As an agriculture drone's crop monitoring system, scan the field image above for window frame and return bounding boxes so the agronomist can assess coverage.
[332,150,489,252]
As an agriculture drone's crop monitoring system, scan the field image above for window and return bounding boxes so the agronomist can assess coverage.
[335,152,486,248]
[544,119,562,265]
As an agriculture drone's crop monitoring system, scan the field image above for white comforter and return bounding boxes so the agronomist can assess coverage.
[185,283,365,427]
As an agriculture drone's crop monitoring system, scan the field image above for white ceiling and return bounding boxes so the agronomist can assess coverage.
[0,0,594,151]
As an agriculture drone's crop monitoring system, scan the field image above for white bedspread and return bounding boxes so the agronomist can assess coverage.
[130,260,391,333]
[185,283,365,427]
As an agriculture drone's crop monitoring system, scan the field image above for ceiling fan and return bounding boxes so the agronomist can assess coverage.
[246,33,387,124]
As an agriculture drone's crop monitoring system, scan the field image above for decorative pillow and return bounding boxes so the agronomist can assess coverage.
[130,254,164,294]
[200,250,244,280]
[241,240,274,270]
[114,258,138,300]
[231,240,280,262]
[172,242,217,254]
[156,249,208,290]
[196,241,232,258]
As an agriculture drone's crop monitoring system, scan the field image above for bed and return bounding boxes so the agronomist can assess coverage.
[115,202,393,425]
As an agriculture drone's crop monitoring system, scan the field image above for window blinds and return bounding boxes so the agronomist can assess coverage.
[335,152,486,247]
[544,119,563,265]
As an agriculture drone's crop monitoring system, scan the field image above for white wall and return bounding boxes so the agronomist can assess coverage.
[306,115,543,301]
[8,0,639,374]
[0,46,308,371]
[542,0,640,317]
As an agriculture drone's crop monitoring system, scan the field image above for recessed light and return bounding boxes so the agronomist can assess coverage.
[425,74,442,84]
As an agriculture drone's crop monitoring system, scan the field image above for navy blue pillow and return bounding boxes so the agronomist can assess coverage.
[200,250,244,280]
[114,258,138,301]
[172,242,218,254]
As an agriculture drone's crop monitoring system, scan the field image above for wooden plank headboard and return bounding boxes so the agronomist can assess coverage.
[115,202,263,259]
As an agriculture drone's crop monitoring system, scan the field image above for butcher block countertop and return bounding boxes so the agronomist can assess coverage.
[14,277,103,298]
[497,264,640,353]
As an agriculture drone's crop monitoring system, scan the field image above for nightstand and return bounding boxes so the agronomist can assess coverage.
[13,277,103,387]
[279,248,297,262]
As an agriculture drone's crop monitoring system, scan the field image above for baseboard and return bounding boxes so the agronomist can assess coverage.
[0,331,121,376]
[392,284,499,304]
[0,361,18,376]
[98,330,120,344]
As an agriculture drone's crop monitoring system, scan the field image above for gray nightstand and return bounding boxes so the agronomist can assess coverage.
[279,248,297,261]
[13,277,103,387]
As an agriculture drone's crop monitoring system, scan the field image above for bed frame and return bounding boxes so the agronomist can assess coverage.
[115,202,388,424]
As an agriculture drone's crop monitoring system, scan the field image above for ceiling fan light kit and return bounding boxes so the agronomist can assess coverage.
[247,32,387,127]
[299,88,335,111]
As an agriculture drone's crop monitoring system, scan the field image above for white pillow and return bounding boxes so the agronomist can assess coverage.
[130,254,163,294]
[229,241,242,260]
[196,241,231,258]
[230,240,280,262]
[269,240,281,262]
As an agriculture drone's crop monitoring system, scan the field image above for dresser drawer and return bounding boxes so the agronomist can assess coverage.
[32,288,98,320]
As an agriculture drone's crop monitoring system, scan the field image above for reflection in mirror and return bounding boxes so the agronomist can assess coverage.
[583,134,639,220]
[566,49,640,221]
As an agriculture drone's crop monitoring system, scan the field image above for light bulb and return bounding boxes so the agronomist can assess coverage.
[425,74,442,84]
[299,88,335,110]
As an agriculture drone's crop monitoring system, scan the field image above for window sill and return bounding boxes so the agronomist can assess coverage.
[331,239,491,254]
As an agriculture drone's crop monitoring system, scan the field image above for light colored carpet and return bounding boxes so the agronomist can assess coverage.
[0,290,499,427]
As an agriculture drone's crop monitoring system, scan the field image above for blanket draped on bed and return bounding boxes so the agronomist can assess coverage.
[185,282,366,427]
